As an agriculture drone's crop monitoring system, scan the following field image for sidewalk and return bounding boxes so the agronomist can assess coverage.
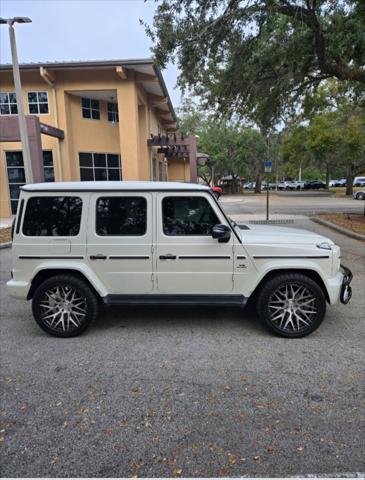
[0,217,13,228]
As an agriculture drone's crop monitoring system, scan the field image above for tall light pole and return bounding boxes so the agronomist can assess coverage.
[0,17,33,183]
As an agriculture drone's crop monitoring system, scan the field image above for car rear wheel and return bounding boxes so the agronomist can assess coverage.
[355,192,365,200]
[32,275,99,337]
[256,273,326,338]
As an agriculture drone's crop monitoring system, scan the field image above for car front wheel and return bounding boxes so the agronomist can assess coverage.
[355,192,365,200]
[32,275,99,337]
[256,273,326,338]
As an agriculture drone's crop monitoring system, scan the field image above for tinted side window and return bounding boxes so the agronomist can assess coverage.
[96,197,147,236]
[23,197,82,236]
[162,196,219,236]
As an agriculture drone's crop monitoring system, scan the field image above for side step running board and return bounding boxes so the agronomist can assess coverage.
[103,294,247,307]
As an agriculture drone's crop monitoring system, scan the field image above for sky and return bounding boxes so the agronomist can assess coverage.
[0,0,182,106]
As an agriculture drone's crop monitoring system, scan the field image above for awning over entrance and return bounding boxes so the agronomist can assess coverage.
[147,133,197,182]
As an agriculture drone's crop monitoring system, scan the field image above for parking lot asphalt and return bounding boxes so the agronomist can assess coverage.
[220,192,364,216]
[0,219,364,477]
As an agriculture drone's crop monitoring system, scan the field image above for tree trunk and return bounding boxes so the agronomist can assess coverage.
[345,164,354,196]
[254,172,262,193]
[325,164,330,189]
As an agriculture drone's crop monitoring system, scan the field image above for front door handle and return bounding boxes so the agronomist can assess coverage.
[159,254,176,260]
[90,254,107,260]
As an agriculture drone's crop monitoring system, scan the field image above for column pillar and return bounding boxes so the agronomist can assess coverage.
[117,77,140,180]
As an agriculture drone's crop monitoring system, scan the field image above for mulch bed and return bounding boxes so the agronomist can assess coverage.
[318,214,365,235]
[0,227,11,245]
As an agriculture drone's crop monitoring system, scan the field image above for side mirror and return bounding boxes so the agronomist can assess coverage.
[212,224,231,243]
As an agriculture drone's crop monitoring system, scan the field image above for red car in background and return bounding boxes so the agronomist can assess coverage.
[210,186,222,199]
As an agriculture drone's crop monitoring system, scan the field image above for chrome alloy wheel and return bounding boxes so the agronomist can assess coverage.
[268,282,318,333]
[39,285,87,333]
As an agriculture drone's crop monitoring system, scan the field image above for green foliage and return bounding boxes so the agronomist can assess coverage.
[176,99,266,184]
[281,107,365,189]
[146,0,365,127]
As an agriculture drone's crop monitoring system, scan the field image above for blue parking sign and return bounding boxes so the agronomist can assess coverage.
[264,161,272,173]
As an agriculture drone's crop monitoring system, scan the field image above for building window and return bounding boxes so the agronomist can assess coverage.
[28,91,49,114]
[79,152,121,181]
[81,98,100,120]
[96,197,147,236]
[23,197,83,236]
[5,152,26,214]
[5,151,55,214]
[0,92,17,115]
[43,151,55,182]
[107,102,119,122]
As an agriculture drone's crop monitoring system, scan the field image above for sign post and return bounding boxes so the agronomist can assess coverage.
[264,161,273,221]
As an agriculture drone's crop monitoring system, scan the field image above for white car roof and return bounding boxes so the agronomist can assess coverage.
[21,181,210,192]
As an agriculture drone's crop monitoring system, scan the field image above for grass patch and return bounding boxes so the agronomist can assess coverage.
[318,214,365,235]
[330,187,364,197]
[0,227,11,244]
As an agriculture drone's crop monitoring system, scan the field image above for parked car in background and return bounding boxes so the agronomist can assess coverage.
[277,181,304,190]
[277,181,292,190]
[303,180,326,190]
[353,190,365,200]
[243,181,255,189]
[210,186,222,199]
[8,180,353,338]
[353,177,365,187]
[330,179,347,187]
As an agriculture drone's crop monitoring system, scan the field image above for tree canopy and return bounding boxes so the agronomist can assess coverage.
[146,0,365,127]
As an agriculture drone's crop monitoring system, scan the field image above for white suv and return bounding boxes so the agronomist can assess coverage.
[7,181,352,338]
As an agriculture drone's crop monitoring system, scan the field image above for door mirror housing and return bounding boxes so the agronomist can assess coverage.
[212,224,231,243]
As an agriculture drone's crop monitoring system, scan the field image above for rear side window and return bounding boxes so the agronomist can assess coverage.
[162,196,219,235]
[23,196,83,236]
[96,197,147,236]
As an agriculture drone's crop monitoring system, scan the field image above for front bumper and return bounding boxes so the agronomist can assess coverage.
[340,265,353,304]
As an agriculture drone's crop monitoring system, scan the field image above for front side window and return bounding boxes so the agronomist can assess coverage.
[28,91,49,114]
[23,197,82,236]
[107,102,119,122]
[79,152,121,181]
[81,98,100,119]
[0,92,17,115]
[96,197,147,236]
[162,196,219,236]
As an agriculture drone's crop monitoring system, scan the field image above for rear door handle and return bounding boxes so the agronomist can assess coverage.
[159,254,177,260]
[90,254,107,260]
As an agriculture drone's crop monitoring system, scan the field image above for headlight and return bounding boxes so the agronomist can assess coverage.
[317,242,332,250]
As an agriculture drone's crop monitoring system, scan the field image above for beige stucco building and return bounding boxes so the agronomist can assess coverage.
[0,59,195,217]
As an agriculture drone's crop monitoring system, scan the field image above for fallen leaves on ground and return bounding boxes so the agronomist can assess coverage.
[318,214,365,235]
[0,228,11,244]
[227,453,238,464]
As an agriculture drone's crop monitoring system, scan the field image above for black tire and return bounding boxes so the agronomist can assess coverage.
[355,192,365,200]
[256,273,326,338]
[32,274,99,337]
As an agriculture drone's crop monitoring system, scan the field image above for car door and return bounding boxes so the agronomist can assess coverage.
[87,192,153,294]
[155,192,234,294]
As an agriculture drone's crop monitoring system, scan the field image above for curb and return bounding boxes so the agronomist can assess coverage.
[0,242,12,250]
[311,217,365,241]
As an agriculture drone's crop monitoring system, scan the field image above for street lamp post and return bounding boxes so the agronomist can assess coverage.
[0,17,33,183]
